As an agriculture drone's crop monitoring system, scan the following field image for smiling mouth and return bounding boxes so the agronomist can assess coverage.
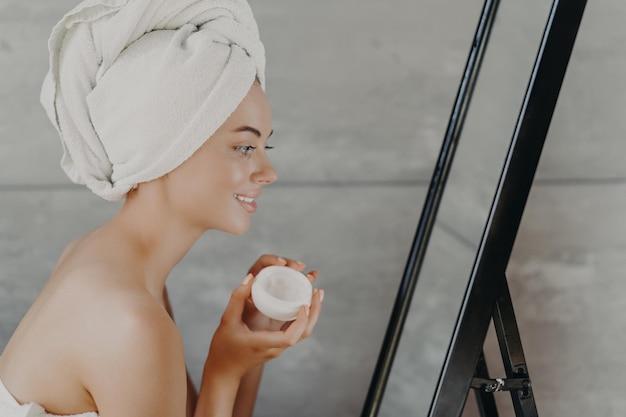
[234,194,256,203]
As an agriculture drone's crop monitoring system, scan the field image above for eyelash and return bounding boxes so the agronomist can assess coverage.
[235,145,274,158]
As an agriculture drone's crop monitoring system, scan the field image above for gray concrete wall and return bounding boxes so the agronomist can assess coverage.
[1,1,625,416]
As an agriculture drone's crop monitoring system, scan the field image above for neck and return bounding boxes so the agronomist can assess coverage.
[105,183,205,298]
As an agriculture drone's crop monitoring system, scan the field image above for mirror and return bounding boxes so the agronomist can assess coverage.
[376,1,554,416]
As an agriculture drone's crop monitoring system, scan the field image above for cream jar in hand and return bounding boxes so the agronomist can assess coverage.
[251,265,313,321]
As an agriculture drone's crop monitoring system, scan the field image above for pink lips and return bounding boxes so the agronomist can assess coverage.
[238,199,257,213]
[235,192,260,214]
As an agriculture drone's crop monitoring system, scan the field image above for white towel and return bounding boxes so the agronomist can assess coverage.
[41,0,265,201]
[0,377,99,417]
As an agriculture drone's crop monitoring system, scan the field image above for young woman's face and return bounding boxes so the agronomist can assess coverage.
[165,82,277,235]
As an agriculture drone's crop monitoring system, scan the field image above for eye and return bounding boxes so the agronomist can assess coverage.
[265,146,274,150]
[235,145,257,157]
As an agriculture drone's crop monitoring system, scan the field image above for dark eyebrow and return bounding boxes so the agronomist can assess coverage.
[234,126,274,139]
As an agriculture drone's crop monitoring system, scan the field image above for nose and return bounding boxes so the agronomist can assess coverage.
[251,153,278,185]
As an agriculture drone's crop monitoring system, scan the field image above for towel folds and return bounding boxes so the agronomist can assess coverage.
[41,0,265,201]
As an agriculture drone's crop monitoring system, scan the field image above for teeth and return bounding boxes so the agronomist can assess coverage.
[235,194,255,203]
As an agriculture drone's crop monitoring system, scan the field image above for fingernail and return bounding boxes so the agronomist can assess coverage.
[277,257,286,263]
[305,305,310,316]
[319,289,325,303]
[242,273,253,285]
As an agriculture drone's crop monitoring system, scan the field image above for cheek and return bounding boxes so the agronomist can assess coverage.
[205,158,249,192]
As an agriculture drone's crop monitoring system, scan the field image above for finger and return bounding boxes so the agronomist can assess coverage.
[247,329,292,349]
[305,270,319,284]
[282,258,306,271]
[248,306,308,349]
[302,289,323,339]
[281,305,309,344]
[260,254,288,266]
[222,274,253,323]
[249,254,287,275]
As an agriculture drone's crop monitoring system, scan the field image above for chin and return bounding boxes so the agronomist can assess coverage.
[218,219,251,236]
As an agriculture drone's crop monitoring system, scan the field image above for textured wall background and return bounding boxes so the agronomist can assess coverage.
[1,1,626,416]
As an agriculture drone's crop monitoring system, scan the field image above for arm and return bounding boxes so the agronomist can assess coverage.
[233,365,263,417]
[163,287,267,417]
[194,274,323,417]
[229,255,322,417]
[161,286,246,417]
[167,255,323,417]
[196,364,262,417]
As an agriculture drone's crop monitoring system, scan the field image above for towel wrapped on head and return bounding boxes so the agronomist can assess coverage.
[41,0,265,201]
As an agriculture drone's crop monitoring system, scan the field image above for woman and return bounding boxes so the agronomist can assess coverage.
[0,1,323,416]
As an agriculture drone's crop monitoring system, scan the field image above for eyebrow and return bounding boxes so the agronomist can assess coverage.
[234,126,274,139]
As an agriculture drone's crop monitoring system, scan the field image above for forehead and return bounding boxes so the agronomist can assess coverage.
[223,83,272,133]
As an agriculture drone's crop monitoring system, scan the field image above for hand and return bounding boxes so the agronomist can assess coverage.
[244,254,320,332]
[205,274,323,380]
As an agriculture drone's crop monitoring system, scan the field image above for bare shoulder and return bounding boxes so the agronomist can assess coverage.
[59,264,183,364]
[66,267,187,417]
[1,260,187,417]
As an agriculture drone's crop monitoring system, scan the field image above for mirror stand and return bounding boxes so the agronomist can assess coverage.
[362,0,588,416]
[429,1,586,415]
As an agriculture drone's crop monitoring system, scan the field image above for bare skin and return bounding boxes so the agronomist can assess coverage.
[0,82,323,417]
